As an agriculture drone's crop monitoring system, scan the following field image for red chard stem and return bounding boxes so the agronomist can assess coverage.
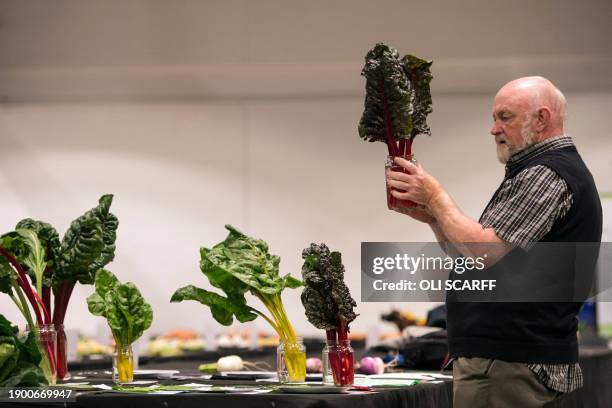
[326,329,337,343]
[43,287,51,322]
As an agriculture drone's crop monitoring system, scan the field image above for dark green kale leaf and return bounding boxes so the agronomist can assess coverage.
[358,43,413,146]
[300,243,357,331]
[401,54,433,138]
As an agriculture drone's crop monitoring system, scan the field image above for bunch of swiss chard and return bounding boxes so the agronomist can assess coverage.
[301,243,357,385]
[0,314,47,387]
[171,225,305,381]
[358,42,433,158]
[0,195,118,380]
[87,270,153,383]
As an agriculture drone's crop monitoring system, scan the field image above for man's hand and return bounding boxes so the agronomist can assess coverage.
[386,157,442,206]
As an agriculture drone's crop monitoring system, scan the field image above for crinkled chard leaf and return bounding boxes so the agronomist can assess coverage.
[358,43,413,145]
[401,54,433,138]
[300,244,357,331]
[171,224,302,331]
[86,270,153,346]
[358,43,433,148]
[57,195,118,286]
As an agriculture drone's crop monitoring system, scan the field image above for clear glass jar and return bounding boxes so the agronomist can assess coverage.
[277,337,306,383]
[113,345,134,384]
[25,324,57,385]
[321,344,334,385]
[385,154,418,211]
[55,323,70,380]
[322,339,354,386]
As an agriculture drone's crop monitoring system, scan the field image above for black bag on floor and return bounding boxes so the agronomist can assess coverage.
[367,329,448,370]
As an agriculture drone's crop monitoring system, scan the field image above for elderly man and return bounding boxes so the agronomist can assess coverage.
[386,76,602,408]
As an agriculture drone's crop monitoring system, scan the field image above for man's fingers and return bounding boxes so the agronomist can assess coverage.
[387,171,412,183]
[390,189,412,200]
[393,157,418,173]
[387,179,411,191]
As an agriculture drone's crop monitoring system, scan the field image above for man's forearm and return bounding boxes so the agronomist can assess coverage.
[429,191,488,243]
[428,189,510,261]
[430,221,461,257]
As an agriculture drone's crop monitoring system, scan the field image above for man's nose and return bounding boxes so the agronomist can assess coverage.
[490,122,502,136]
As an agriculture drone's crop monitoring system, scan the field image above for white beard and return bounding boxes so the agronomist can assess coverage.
[496,119,537,164]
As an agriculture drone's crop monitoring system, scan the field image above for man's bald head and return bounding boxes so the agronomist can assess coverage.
[496,76,566,130]
[490,76,567,163]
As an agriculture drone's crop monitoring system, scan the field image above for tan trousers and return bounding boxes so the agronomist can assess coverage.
[453,357,560,408]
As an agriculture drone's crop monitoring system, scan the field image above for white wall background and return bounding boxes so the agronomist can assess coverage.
[1,92,611,338]
[0,0,611,340]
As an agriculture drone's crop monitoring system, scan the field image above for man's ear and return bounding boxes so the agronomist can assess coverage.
[535,107,552,132]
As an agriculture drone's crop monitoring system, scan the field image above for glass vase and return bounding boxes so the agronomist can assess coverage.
[385,154,418,211]
[323,339,354,386]
[26,324,57,385]
[277,337,306,383]
[113,345,134,384]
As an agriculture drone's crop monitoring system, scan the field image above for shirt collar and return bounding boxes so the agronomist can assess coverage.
[506,134,574,169]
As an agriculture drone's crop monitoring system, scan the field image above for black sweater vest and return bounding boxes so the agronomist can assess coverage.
[447,146,602,364]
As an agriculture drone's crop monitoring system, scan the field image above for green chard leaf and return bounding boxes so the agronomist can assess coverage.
[0,314,45,387]
[86,270,152,347]
[88,195,119,273]
[0,230,47,296]
[171,285,238,326]
[57,195,119,286]
[0,256,17,294]
[15,229,47,296]
[171,225,301,338]
[14,219,61,288]
[203,225,298,295]
[58,215,104,285]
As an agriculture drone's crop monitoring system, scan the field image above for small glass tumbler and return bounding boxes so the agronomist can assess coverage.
[385,154,418,211]
[26,324,57,385]
[277,337,306,383]
[113,344,134,384]
[322,339,354,386]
